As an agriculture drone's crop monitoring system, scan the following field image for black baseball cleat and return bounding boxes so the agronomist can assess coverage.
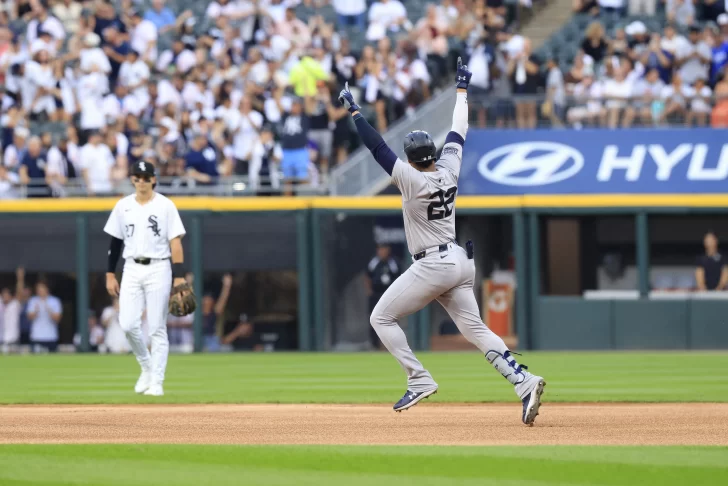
[521,378,546,426]
[393,388,438,412]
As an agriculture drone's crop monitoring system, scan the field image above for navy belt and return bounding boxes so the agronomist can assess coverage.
[413,244,450,261]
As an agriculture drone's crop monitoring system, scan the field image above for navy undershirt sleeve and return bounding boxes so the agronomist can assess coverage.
[353,113,397,175]
[444,131,465,147]
[107,237,123,273]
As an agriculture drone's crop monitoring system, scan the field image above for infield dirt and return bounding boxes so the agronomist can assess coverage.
[1,403,726,445]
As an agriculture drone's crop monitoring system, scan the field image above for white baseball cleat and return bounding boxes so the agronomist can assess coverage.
[144,384,164,396]
[134,370,152,394]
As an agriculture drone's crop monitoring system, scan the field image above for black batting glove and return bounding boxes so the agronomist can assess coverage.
[338,82,361,114]
[455,56,472,90]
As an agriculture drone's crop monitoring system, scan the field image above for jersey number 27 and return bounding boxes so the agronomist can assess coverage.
[427,187,457,221]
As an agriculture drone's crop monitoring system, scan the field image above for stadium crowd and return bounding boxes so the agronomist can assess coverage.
[0,0,534,198]
[537,1,728,129]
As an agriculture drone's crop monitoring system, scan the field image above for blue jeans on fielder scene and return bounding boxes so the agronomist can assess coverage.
[281,148,309,180]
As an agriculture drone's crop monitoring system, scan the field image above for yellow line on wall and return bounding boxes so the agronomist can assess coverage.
[1,194,728,213]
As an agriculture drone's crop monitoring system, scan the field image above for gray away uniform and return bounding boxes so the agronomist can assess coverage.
[369,92,538,400]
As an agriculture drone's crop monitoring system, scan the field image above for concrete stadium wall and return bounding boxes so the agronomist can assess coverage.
[535,297,728,350]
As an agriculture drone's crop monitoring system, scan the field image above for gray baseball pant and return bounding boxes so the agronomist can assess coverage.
[370,242,515,393]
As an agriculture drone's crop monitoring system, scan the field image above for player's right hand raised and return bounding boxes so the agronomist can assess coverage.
[106,273,120,297]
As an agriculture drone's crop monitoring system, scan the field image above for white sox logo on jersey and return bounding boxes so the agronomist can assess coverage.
[148,216,160,236]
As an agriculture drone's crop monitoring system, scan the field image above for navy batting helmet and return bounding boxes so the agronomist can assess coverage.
[404,130,436,167]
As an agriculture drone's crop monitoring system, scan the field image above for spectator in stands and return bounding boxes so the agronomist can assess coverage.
[79,130,114,196]
[0,160,19,198]
[144,0,176,33]
[250,124,282,194]
[544,58,566,126]
[414,5,450,84]
[667,0,696,26]
[699,0,726,23]
[93,1,125,40]
[185,131,219,185]
[709,17,728,86]
[598,0,626,20]
[632,68,665,125]
[333,0,367,30]
[659,72,691,124]
[277,96,312,195]
[695,231,728,291]
[27,279,62,353]
[581,22,610,64]
[366,0,408,42]
[603,60,634,127]
[628,0,656,15]
[508,38,540,129]
[230,94,263,177]
[52,0,82,36]
[27,1,65,54]
[3,126,28,172]
[711,73,728,126]
[567,72,605,127]
[202,273,232,352]
[641,32,674,83]
[126,9,158,64]
[574,0,600,16]
[688,77,712,125]
[677,25,712,86]
[19,135,50,197]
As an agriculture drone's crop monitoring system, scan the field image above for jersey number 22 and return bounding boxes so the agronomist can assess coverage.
[427,187,457,221]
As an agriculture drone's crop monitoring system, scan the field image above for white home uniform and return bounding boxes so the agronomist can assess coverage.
[103,190,186,387]
[364,89,544,417]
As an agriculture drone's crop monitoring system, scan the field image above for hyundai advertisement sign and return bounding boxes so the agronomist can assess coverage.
[459,128,728,195]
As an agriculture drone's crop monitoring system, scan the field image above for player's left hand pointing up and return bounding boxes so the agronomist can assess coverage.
[455,57,472,90]
[338,82,361,113]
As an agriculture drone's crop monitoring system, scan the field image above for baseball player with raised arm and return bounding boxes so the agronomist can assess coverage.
[104,160,193,396]
[338,59,546,425]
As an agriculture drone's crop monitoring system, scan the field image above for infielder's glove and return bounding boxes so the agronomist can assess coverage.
[169,282,196,317]
[455,57,472,90]
[338,82,360,114]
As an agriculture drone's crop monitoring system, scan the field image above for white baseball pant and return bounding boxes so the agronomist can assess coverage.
[118,259,172,385]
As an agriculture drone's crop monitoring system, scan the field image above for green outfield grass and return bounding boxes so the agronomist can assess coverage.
[1,351,728,404]
[0,445,726,486]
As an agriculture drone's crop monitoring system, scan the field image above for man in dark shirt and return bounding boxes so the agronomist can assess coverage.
[222,313,262,351]
[278,97,312,194]
[365,244,401,349]
[102,26,130,90]
[696,232,728,291]
[185,132,219,185]
[19,136,50,197]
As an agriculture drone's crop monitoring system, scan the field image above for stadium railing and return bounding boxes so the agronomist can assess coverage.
[6,175,326,198]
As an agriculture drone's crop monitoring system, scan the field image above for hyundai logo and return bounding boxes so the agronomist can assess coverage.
[477,142,584,186]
